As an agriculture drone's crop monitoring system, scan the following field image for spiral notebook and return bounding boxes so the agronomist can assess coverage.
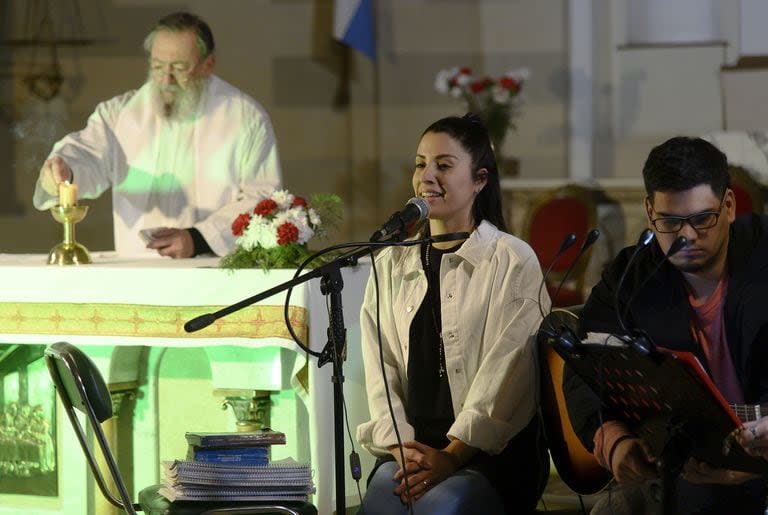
[160,458,315,502]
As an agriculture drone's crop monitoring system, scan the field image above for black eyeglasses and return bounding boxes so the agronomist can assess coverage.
[650,196,725,234]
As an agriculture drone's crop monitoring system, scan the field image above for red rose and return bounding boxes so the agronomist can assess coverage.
[291,196,307,208]
[231,212,251,236]
[458,67,472,75]
[276,222,299,245]
[254,198,278,216]
[499,76,520,93]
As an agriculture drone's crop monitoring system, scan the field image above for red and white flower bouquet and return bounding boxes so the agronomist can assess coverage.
[221,189,342,269]
[434,66,529,152]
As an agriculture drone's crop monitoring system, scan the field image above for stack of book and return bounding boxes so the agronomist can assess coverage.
[185,430,285,465]
[158,430,315,502]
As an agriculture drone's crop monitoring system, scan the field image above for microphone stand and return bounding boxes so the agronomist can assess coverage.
[185,232,468,515]
[186,245,371,515]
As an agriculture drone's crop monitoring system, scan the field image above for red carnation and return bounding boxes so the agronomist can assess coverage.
[231,212,251,236]
[276,222,299,245]
[254,198,278,216]
[291,196,307,208]
[469,79,487,94]
[499,76,520,93]
[458,67,472,75]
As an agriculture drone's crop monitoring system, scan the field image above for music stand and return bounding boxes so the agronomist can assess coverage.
[548,334,768,514]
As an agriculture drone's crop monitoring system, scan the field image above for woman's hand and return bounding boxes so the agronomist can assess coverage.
[392,440,470,503]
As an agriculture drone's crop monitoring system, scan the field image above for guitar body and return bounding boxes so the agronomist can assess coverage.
[539,309,611,495]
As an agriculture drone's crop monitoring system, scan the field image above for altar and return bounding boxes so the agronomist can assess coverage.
[0,253,374,515]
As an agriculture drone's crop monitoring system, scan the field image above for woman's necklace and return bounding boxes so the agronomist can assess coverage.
[424,243,446,378]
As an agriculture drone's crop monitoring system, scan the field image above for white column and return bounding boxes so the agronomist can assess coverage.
[740,0,768,56]
[569,0,594,181]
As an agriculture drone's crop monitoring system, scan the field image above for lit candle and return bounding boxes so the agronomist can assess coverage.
[59,181,77,207]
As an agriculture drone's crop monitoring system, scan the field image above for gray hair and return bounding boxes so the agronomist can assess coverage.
[143,12,215,59]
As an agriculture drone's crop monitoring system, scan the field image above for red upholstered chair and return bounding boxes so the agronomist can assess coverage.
[522,185,598,308]
[729,165,765,216]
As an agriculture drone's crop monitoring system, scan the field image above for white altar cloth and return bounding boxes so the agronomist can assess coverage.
[0,252,373,514]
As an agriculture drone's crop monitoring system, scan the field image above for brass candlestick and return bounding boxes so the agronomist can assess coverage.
[48,205,92,265]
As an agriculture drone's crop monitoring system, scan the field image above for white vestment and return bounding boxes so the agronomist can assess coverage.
[34,75,282,256]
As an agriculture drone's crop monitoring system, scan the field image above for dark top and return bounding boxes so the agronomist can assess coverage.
[406,242,456,448]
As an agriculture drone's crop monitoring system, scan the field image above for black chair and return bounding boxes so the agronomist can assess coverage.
[45,341,316,515]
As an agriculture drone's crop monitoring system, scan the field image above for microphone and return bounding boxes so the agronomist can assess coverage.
[620,235,687,329]
[184,313,216,332]
[543,229,600,352]
[614,229,655,337]
[537,233,577,322]
[550,228,601,308]
[369,197,430,242]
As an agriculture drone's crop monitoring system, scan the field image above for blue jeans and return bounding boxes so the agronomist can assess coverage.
[357,460,505,515]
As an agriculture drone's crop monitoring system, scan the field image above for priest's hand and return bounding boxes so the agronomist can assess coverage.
[39,156,73,196]
[147,228,194,258]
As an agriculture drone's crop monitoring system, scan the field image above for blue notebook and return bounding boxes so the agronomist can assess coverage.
[193,446,269,464]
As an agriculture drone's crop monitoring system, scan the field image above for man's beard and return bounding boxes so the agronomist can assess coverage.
[148,74,206,121]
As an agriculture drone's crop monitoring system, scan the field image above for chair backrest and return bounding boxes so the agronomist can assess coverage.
[522,185,598,306]
[729,165,765,215]
[45,342,138,515]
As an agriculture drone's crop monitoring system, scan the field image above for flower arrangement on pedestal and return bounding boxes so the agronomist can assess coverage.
[220,189,342,270]
[434,66,530,158]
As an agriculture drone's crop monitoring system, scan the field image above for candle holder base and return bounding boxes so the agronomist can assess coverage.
[48,205,92,266]
[48,242,92,265]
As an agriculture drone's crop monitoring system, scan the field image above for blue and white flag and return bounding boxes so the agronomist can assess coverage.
[333,0,376,61]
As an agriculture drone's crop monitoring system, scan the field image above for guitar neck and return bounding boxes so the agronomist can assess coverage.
[730,403,768,422]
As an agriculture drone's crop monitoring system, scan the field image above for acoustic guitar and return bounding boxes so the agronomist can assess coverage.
[539,310,767,496]
[730,404,768,423]
[538,308,611,496]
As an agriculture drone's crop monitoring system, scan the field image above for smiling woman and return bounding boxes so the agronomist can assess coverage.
[356,114,549,515]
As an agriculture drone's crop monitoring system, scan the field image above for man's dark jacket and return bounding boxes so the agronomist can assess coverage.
[564,213,768,450]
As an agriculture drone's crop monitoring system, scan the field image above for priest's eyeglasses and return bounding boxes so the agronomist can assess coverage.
[650,197,725,233]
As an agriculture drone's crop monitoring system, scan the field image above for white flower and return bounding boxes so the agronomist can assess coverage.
[239,215,279,249]
[434,67,458,94]
[293,216,315,244]
[505,67,530,82]
[492,85,510,104]
[455,73,472,87]
[271,189,295,210]
[308,208,321,227]
[450,86,463,98]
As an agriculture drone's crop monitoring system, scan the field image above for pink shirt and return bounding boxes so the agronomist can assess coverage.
[594,276,744,470]
[687,277,744,405]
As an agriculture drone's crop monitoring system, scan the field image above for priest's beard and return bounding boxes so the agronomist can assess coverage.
[148,75,207,121]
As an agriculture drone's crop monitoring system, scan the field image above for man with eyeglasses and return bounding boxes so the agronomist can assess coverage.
[32,12,281,258]
[563,136,768,514]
